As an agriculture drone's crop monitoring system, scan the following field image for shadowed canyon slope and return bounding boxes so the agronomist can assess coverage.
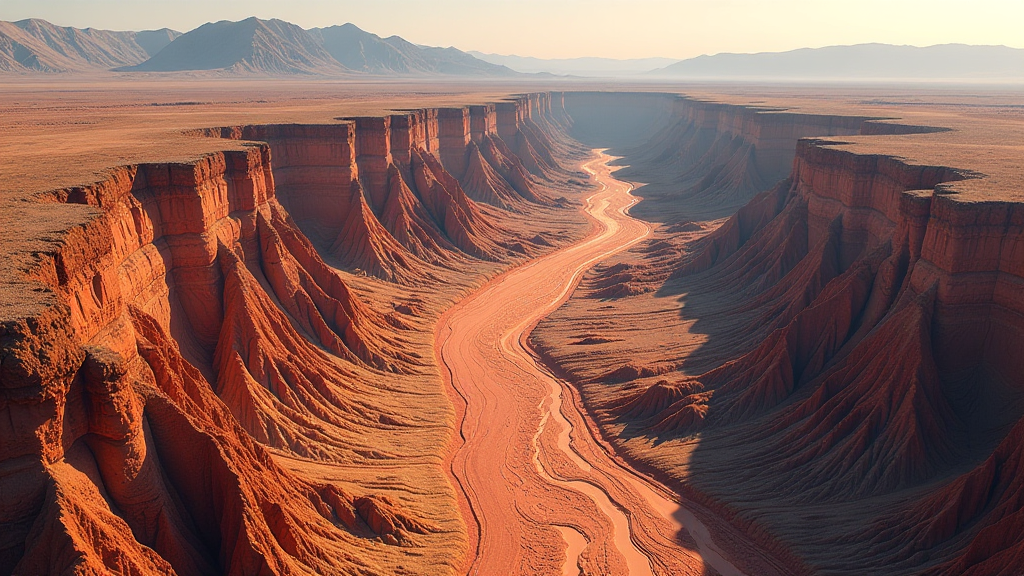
[0,89,591,575]
[534,90,1024,575]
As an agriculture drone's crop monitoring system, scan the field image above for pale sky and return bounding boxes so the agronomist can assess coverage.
[1,0,1022,60]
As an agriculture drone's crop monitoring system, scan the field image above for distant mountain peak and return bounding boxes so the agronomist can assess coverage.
[0,18,177,72]
[307,22,516,76]
[0,16,517,77]
[124,17,345,75]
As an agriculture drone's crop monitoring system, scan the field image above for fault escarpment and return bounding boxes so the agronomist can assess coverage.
[0,92,586,575]
[537,92,1024,575]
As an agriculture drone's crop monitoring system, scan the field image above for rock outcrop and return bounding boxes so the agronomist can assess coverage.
[191,95,584,280]
[0,145,441,574]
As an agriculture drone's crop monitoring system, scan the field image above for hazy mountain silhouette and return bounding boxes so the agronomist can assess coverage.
[133,28,181,58]
[0,18,180,72]
[310,23,514,76]
[650,43,1024,80]
[0,17,514,77]
[15,19,1014,81]
[469,52,676,77]
[126,17,345,74]
[127,18,515,76]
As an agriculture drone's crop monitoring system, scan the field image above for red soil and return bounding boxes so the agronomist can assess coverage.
[438,152,784,575]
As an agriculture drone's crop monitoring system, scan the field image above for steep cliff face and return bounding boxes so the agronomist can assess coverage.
[191,95,583,281]
[3,146,434,575]
[624,142,973,435]
[1,91,587,575]
[671,140,1024,575]
[536,93,1024,574]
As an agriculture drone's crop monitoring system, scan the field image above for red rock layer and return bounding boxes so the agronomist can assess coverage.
[409,148,504,260]
[190,94,583,280]
[437,102,564,209]
[2,146,436,575]
[198,123,425,283]
[460,139,525,210]
[498,95,582,182]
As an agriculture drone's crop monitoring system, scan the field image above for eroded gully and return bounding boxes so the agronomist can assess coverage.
[436,151,751,575]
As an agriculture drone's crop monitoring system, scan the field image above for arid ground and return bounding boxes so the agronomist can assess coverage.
[1,77,1023,575]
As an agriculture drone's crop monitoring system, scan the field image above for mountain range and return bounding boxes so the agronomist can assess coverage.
[0,17,515,76]
[2,17,1021,81]
[649,43,1024,80]
[314,24,515,75]
[0,18,179,72]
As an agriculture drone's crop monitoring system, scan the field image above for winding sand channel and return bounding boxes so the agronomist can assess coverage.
[436,151,758,575]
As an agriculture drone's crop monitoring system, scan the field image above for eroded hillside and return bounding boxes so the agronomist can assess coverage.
[534,90,1024,575]
[0,91,590,575]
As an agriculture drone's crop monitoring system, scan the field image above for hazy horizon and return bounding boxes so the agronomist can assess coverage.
[1,0,1021,60]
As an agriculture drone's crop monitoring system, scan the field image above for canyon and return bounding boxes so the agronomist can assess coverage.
[0,80,1022,576]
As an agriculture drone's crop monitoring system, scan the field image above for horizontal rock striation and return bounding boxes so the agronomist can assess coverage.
[191,93,584,281]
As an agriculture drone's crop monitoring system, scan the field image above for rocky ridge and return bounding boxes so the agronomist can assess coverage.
[0,18,179,73]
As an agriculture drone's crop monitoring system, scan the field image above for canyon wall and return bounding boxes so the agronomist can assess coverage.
[190,94,585,279]
[0,92,583,575]
[541,93,1024,574]
[673,136,1024,575]
[563,92,679,150]
[4,146,418,575]
[562,92,938,222]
